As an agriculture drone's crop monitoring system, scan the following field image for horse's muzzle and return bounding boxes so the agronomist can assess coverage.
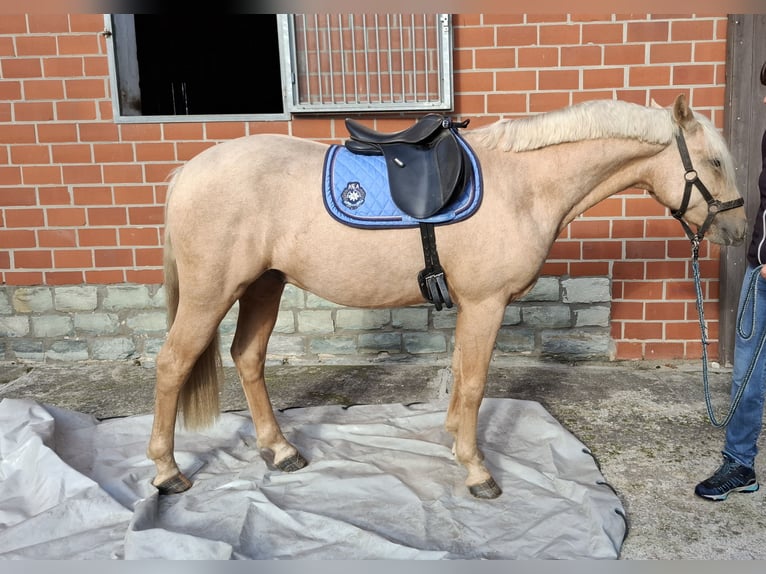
[709,210,748,246]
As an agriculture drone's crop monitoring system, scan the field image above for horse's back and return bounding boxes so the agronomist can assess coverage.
[167,134,327,221]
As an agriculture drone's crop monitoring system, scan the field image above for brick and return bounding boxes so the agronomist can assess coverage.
[65,78,105,99]
[561,45,602,66]
[522,305,571,328]
[56,100,98,121]
[15,250,52,268]
[392,308,428,330]
[37,187,71,205]
[55,285,98,311]
[583,68,625,89]
[92,338,137,360]
[126,312,166,333]
[135,143,176,162]
[47,207,86,226]
[582,23,624,44]
[12,286,52,313]
[539,69,579,90]
[673,64,715,85]
[562,277,611,303]
[37,228,76,248]
[403,332,446,354]
[2,58,43,79]
[57,35,100,55]
[118,227,159,246]
[78,228,117,246]
[53,249,92,269]
[32,314,73,337]
[128,206,164,225]
[11,144,50,164]
[5,208,44,227]
[455,26,496,48]
[358,333,401,353]
[26,79,66,102]
[432,307,458,329]
[336,309,389,330]
[297,310,334,334]
[43,57,84,77]
[21,165,62,186]
[626,21,669,42]
[14,102,54,121]
[309,336,357,355]
[46,340,89,361]
[27,14,70,34]
[529,92,570,112]
[495,70,536,91]
[94,249,133,267]
[495,328,535,353]
[0,316,30,337]
[52,144,92,163]
[574,307,610,327]
[541,328,612,359]
[518,47,559,68]
[17,37,57,59]
[103,285,152,310]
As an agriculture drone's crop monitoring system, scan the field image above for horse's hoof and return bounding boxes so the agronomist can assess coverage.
[276,452,308,472]
[153,472,193,495]
[469,477,502,499]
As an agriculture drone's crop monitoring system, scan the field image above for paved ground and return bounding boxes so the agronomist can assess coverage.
[1,357,764,560]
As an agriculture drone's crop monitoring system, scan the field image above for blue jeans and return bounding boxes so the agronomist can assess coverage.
[724,263,766,469]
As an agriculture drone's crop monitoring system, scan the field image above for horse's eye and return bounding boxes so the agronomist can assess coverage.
[710,158,722,169]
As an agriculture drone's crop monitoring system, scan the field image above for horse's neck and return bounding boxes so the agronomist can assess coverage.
[489,137,667,231]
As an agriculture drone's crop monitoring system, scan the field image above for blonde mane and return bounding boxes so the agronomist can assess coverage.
[471,99,677,152]
[470,98,736,188]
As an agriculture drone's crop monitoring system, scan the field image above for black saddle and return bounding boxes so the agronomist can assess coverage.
[344,114,470,219]
[343,114,472,311]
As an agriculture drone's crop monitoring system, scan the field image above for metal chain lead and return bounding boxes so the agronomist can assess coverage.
[693,239,761,428]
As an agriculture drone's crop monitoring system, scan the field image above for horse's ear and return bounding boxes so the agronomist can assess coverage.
[650,98,663,109]
[672,93,694,127]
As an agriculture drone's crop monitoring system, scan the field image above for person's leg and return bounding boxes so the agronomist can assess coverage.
[695,263,764,500]
[723,264,766,468]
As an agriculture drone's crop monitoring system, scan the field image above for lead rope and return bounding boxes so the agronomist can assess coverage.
[693,238,763,427]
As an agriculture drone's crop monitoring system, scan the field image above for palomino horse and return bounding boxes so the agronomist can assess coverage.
[148,95,746,499]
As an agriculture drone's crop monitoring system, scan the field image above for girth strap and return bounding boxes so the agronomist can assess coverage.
[417,223,453,311]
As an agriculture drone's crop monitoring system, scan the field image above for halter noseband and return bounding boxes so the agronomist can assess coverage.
[671,129,744,246]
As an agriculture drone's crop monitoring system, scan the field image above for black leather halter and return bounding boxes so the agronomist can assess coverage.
[670,129,744,245]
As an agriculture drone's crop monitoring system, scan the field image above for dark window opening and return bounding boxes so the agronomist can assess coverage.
[133,15,283,116]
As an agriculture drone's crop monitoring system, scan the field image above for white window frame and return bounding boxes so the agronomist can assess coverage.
[104,14,453,124]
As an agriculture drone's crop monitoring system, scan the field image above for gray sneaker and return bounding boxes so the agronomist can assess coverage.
[694,454,759,501]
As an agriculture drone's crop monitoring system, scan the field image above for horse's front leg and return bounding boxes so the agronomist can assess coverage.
[446,298,506,498]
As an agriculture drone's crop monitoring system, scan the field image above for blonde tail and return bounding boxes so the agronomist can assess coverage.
[162,169,222,430]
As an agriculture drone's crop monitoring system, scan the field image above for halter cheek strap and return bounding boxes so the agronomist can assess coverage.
[671,130,744,245]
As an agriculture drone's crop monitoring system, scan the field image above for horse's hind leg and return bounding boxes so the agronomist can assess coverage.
[232,271,307,472]
[148,298,229,493]
[446,298,507,499]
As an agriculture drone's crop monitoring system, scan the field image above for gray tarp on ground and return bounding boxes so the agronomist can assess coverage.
[0,397,626,559]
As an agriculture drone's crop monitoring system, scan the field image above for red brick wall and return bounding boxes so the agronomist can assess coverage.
[0,13,730,360]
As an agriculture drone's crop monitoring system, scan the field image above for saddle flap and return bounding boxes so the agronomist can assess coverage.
[385,131,466,219]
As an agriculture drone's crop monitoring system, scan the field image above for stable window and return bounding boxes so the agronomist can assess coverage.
[104,14,453,123]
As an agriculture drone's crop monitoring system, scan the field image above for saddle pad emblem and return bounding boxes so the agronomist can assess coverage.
[341,182,366,209]
[322,131,482,229]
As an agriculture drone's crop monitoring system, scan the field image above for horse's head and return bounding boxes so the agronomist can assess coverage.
[655,94,747,246]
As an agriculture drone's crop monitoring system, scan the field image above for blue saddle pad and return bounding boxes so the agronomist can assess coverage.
[322,131,482,229]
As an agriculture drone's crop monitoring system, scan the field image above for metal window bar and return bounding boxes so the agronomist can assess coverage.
[287,13,452,112]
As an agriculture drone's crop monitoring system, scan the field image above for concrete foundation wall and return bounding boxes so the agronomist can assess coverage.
[0,276,613,365]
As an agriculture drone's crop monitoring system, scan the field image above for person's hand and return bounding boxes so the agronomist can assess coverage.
[760,265,766,280]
